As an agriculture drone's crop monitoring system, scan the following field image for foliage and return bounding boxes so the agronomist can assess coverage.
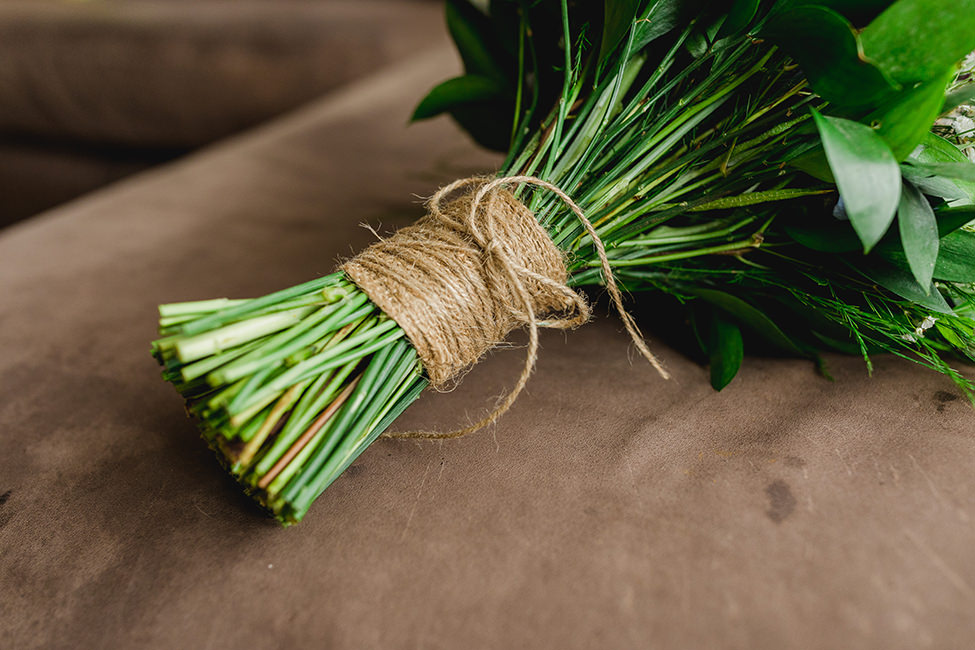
[416,0,975,393]
[155,0,975,523]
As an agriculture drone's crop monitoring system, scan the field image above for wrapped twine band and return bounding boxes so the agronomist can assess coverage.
[342,176,669,439]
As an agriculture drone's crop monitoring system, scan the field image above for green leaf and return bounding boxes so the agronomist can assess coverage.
[811,108,901,251]
[856,260,953,313]
[934,206,975,237]
[859,0,975,85]
[907,132,975,203]
[934,229,975,283]
[686,17,725,59]
[600,0,641,65]
[897,181,939,290]
[412,75,505,121]
[868,68,955,160]
[914,132,975,164]
[446,0,508,82]
[761,6,897,112]
[631,0,686,51]
[770,0,892,25]
[905,162,975,183]
[942,83,975,117]
[790,149,835,183]
[707,312,744,391]
[691,289,808,356]
[716,0,759,39]
[935,321,965,348]
[900,166,970,202]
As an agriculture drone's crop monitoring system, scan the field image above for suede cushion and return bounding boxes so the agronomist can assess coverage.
[0,0,442,222]
[0,1,442,148]
[1,49,973,649]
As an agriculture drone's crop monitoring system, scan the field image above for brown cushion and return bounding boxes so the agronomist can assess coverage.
[0,0,443,222]
[0,0,442,148]
[0,140,172,226]
[1,48,973,649]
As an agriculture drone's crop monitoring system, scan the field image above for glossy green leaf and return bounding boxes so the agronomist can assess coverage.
[600,0,642,64]
[716,0,759,39]
[811,108,901,251]
[770,0,892,25]
[934,206,975,237]
[900,166,970,202]
[761,6,897,112]
[869,68,954,160]
[631,0,687,51]
[446,0,508,82]
[933,229,975,283]
[686,17,725,59]
[692,289,808,356]
[914,132,975,164]
[905,162,975,183]
[707,312,744,391]
[412,75,505,121]
[790,149,835,183]
[935,322,965,348]
[856,260,953,313]
[907,132,975,203]
[859,0,975,85]
[897,181,939,290]
[942,84,975,117]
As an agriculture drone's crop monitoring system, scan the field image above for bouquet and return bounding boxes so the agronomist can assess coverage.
[153,0,975,524]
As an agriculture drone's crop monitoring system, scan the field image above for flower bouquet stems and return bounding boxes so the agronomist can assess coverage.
[154,0,975,524]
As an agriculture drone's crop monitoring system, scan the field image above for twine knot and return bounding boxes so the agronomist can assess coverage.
[342,176,669,439]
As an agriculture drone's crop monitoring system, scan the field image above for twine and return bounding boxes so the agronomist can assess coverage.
[342,176,669,439]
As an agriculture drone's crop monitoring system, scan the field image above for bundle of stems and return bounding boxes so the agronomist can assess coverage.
[154,0,975,524]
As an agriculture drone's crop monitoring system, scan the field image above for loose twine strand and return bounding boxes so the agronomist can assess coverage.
[342,175,669,440]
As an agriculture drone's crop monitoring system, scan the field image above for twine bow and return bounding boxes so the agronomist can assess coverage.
[342,175,669,439]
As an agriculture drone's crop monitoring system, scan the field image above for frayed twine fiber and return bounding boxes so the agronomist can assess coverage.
[342,176,669,439]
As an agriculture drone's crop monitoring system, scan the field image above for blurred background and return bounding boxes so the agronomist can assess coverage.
[0,0,442,227]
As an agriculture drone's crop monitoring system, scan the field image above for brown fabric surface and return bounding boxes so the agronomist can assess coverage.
[1,49,974,650]
[0,140,173,227]
[0,1,441,148]
[0,0,442,222]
